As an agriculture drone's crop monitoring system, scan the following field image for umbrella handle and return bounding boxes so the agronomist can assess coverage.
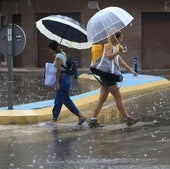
[122,46,128,53]
[114,34,128,53]
[117,43,128,53]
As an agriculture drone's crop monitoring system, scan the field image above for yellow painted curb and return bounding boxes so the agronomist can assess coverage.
[0,74,169,124]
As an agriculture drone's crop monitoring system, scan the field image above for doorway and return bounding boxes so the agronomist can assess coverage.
[142,12,170,69]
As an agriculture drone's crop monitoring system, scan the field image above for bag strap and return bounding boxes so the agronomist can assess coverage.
[60,52,67,69]
[111,60,114,73]
[61,64,66,69]
[92,73,107,89]
[97,47,115,73]
[111,46,120,74]
[96,48,105,69]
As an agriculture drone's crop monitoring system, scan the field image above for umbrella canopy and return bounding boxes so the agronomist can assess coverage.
[36,15,92,50]
[87,7,134,43]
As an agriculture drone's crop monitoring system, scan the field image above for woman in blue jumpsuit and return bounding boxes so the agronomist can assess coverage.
[48,41,86,125]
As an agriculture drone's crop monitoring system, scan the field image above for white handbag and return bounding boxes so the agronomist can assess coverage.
[44,62,57,87]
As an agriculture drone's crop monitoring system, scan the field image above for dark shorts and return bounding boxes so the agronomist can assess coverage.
[100,77,117,87]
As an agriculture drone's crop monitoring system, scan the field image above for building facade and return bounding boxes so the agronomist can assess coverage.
[0,0,170,70]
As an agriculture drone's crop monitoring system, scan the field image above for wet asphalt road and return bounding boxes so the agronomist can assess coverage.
[0,86,170,169]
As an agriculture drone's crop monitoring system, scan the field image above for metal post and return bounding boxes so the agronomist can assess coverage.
[74,58,78,80]
[134,57,138,73]
[7,24,13,110]
[0,24,26,109]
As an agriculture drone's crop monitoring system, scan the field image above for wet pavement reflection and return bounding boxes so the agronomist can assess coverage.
[0,87,170,169]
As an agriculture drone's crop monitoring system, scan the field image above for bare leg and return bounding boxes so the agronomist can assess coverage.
[92,86,109,118]
[108,85,129,119]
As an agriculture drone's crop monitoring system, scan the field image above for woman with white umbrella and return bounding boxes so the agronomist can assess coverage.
[88,31,140,128]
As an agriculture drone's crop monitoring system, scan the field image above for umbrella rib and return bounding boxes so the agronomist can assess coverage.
[60,25,69,44]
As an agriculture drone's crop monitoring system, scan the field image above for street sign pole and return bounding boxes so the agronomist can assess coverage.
[7,24,13,109]
[0,24,26,110]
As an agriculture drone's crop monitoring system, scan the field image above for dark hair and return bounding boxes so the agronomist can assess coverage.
[48,40,59,51]
[115,31,122,39]
[108,31,122,43]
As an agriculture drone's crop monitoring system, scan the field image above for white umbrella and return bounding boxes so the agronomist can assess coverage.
[87,7,134,43]
[36,15,92,50]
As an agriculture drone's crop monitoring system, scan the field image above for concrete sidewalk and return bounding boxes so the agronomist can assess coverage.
[0,73,169,124]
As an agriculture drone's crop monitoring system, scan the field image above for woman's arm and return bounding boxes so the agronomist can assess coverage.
[55,57,62,89]
[105,43,121,60]
[119,56,137,76]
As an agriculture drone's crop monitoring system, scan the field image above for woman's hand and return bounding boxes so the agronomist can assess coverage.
[117,45,127,53]
[56,82,60,90]
[131,70,138,77]
[118,45,123,53]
